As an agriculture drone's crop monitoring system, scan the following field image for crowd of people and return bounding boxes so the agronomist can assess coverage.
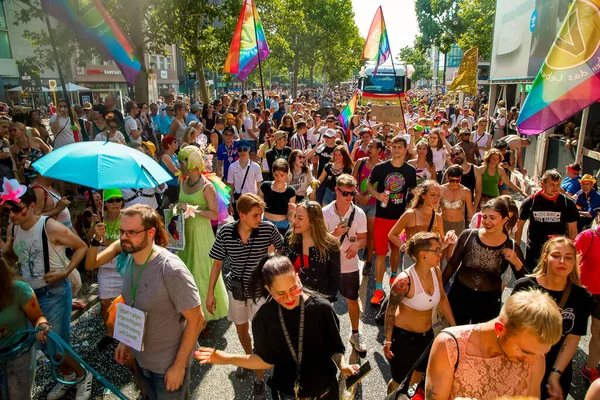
[1,88,600,400]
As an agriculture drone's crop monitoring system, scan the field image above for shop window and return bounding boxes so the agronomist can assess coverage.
[0,1,12,59]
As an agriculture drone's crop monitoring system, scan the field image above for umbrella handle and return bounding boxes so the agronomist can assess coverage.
[88,190,102,222]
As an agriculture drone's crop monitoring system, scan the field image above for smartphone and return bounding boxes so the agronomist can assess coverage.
[2,147,9,153]
[345,361,372,390]
[339,217,349,228]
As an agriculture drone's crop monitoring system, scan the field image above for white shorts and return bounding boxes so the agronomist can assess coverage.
[227,291,265,325]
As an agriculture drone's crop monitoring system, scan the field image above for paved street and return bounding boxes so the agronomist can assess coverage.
[32,256,594,400]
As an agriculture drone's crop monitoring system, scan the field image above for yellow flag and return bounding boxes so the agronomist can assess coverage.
[449,47,478,96]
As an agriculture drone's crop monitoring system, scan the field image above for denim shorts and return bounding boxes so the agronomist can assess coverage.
[357,203,376,218]
[34,279,72,344]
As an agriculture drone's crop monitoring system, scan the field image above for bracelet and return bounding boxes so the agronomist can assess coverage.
[90,237,102,247]
[550,367,562,375]
[383,340,392,345]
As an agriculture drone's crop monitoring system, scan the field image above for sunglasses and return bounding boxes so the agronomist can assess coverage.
[296,156,305,160]
[450,153,461,157]
[337,189,356,197]
[106,198,123,203]
[448,178,461,183]
[424,248,443,255]
[273,284,303,302]
[238,147,249,152]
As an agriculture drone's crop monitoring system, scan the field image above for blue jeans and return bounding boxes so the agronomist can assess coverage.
[34,279,72,344]
[136,361,191,400]
[0,346,35,400]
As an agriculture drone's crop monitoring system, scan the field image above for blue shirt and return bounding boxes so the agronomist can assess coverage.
[160,114,173,136]
[186,113,200,126]
[160,154,180,187]
[576,189,600,217]
[561,176,581,195]
[217,141,239,180]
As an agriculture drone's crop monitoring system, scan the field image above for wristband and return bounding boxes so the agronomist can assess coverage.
[90,237,102,247]
[383,340,392,345]
[550,367,562,375]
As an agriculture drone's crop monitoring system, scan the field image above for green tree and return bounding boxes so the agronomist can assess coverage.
[398,44,432,83]
[457,0,495,59]
[414,0,462,54]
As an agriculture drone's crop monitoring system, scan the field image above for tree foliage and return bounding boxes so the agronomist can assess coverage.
[457,0,495,59]
[398,43,432,83]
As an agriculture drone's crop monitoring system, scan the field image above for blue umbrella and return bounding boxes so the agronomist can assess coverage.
[32,141,172,189]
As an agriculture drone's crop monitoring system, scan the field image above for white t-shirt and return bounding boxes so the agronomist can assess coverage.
[125,116,142,144]
[322,202,367,274]
[227,160,263,194]
[94,131,125,144]
[307,126,327,146]
[50,115,79,148]
[432,147,447,172]
[243,116,255,141]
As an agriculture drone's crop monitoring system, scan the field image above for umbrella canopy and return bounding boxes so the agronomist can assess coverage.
[32,141,172,189]
[62,82,89,92]
[6,86,51,92]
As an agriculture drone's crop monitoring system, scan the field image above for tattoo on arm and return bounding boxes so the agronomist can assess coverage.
[426,383,437,400]
[384,276,409,341]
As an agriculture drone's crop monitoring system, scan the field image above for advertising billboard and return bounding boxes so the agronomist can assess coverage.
[490,0,571,82]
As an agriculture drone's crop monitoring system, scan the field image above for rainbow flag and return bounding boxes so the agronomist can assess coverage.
[517,0,600,135]
[223,0,270,81]
[339,90,360,130]
[362,6,391,75]
[41,0,141,85]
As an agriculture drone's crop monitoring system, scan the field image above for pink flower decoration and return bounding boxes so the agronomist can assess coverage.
[0,178,27,205]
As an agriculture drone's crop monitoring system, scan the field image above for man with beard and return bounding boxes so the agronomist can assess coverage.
[457,129,480,165]
[449,145,482,213]
[115,204,204,399]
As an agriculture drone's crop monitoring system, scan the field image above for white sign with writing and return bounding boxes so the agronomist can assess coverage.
[160,70,168,79]
[113,303,146,351]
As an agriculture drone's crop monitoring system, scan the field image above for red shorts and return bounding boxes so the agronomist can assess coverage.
[374,217,400,256]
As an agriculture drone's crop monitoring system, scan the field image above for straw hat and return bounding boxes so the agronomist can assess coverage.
[579,174,596,184]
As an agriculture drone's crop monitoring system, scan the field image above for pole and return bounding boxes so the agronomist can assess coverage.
[44,14,78,138]
[252,0,268,130]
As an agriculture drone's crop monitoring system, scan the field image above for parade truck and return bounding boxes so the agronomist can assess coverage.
[358,61,410,105]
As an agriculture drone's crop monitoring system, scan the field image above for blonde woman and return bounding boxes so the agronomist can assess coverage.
[513,237,592,400]
[475,148,524,206]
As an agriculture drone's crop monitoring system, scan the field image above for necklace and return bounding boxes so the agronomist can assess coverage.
[188,175,203,187]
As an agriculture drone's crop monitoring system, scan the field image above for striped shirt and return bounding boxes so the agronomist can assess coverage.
[209,221,284,292]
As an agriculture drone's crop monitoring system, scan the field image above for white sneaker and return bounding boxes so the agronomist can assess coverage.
[349,332,367,353]
[47,372,75,400]
[75,372,93,400]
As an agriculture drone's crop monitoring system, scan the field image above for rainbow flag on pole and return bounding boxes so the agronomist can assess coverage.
[41,0,141,85]
[517,0,600,135]
[362,6,391,75]
[339,90,360,130]
[223,0,270,81]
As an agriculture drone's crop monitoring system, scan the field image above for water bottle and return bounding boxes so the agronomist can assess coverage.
[380,189,391,208]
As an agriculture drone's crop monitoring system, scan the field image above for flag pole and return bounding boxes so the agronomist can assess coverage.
[252,1,268,112]
[44,14,78,136]
[380,11,407,134]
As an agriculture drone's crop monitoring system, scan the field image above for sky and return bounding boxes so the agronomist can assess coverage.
[351,0,420,58]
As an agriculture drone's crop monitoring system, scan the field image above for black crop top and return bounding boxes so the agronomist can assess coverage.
[261,181,296,215]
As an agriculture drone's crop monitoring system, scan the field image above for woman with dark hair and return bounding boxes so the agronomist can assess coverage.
[279,114,295,136]
[94,113,126,144]
[26,109,51,145]
[284,201,341,301]
[428,128,452,183]
[89,103,108,138]
[513,237,592,400]
[316,145,354,205]
[441,165,474,237]
[9,122,51,184]
[408,140,436,184]
[383,232,456,393]
[258,158,296,235]
[287,149,313,203]
[442,198,526,325]
[195,254,359,399]
[0,257,51,399]
[160,136,181,205]
[202,103,215,132]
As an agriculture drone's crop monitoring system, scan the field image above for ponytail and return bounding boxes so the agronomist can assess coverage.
[250,254,295,304]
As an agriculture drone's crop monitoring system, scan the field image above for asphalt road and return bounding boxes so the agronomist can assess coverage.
[31,256,595,400]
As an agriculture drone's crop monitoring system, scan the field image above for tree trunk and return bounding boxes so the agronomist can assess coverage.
[197,59,210,104]
[130,0,148,103]
[309,65,314,88]
[292,57,299,98]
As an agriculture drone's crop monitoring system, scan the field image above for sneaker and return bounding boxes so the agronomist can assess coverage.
[47,373,75,400]
[75,372,93,400]
[581,365,600,383]
[253,379,267,400]
[370,289,385,305]
[235,366,248,378]
[362,261,372,276]
[349,333,367,353]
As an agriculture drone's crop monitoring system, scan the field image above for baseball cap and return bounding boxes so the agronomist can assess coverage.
[82,102,92,111]
[325,115,337,122]
[142,141,156,156]
[323,129,337,138]
[103,188,123,201]
[274,131,288,141]
[359,128,373,136]
[190,103,200,113]
[223,126,235,135]
[237,139,250,149]
[252,107,261,114]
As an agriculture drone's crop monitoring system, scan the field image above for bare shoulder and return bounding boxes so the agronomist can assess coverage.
[391,271,410,295]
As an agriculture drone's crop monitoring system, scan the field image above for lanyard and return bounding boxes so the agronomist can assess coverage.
[129,248,154,307]
[278,296,305,399]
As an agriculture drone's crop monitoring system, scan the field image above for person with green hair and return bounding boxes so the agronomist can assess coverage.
[178,148,229,330]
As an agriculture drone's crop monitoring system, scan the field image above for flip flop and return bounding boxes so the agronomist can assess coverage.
[72,301,85,310]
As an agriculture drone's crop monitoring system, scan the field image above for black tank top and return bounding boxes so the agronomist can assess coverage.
[461,164,476,196]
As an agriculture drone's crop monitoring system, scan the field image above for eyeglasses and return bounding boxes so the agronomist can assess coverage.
[337,189,356,197]
[424,248,443,255]
[119,228,150,237]
[238,147,249,152]
[450,153,461,157]
[273,284,303,302]
[106,198,123,203]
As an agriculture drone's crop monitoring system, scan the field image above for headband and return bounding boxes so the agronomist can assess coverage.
[0,178,27,205]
